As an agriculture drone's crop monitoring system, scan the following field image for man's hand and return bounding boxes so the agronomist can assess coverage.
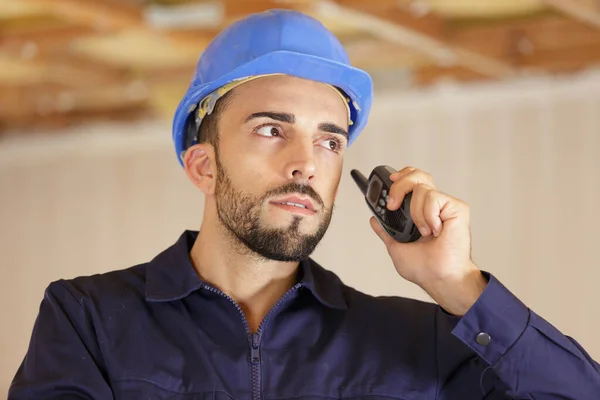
[369,166,487,316]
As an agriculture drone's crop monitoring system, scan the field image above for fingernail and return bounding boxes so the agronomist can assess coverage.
[387,197,395,207]
[419,226,430,236]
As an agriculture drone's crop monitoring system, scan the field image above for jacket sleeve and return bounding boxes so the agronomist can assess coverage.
[8,281,114,400]
[437,272,600,400]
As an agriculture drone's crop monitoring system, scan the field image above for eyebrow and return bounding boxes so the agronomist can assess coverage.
[318,122,348,141]
[245,111,349,141]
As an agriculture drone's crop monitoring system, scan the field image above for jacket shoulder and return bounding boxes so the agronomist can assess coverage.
[47,263,149,306]
[342,283,440,323]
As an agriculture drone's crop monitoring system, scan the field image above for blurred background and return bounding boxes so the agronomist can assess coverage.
[1,0,600,395]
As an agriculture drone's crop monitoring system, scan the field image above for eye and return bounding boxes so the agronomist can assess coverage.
[320,137,344,153]
[255,124,282,137]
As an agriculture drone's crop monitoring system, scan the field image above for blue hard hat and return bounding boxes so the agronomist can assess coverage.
[172,8,373,165]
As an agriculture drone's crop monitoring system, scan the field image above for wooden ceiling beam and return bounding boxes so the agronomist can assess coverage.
[43,52,132,88]
[349,40,600,84]
[542,0,600,29]
[222,0,309,19]
[446,15,600,74]
[318,0,517,78]
[0,83,68,120]
[0,22,100,68]
[0,22,96,46]
[0,93,152,133]
[0,49,132,89]
[343,38,430,70]
[449,16,600,55]
[413,65,489,86]
[22,0,145,31]
[518,42,600,72]
[331,0,446,38]
[0,105,152,133]
[0,80,150,124]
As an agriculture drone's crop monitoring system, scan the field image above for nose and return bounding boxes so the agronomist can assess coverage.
[284,140,316,185]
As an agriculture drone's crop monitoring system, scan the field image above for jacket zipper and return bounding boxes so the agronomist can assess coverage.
[202,282,303,400]
[250,332,261,400]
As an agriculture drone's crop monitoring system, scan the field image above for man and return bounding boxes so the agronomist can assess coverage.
[9,9,600,400]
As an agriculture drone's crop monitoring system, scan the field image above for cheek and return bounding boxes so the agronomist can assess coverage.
[318,157,343,204]
[226,167,266,197]
[219,141,271,190]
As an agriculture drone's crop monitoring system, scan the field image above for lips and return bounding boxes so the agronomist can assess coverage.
[270,195,317,212]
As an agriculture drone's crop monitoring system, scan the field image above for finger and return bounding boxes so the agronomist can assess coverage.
[387,170,435,211]
[389,166,417,182]
[423,189,447,237]
[369,216,395,247]
[437,195,470,226]
[409,183,434,237]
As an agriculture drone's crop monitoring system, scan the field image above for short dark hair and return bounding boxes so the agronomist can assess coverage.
[196,90,236,149]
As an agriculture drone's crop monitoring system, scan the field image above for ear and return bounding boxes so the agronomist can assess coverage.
[183,143,216,195]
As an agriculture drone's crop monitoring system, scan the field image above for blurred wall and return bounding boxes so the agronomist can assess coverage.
[1,70,599,395]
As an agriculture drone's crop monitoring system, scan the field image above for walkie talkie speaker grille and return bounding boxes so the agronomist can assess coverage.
[410,224,419,235]
[383,226,396,237]
[384,209,407,233]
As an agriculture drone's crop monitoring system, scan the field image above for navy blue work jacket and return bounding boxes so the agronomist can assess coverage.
[9,231,600,399]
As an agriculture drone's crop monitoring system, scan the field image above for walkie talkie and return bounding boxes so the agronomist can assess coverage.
[351,165,421,243]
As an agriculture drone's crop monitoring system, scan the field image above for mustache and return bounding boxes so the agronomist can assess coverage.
[264,182,325,209]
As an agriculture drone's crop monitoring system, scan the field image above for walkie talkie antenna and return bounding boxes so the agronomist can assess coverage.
[350,169,368,195]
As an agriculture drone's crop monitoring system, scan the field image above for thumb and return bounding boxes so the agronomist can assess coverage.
[369,216,395,247]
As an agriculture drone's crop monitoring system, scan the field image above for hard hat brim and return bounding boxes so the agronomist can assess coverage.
[172,50,373,166]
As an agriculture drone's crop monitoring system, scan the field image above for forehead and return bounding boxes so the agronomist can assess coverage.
[225,75,348,120]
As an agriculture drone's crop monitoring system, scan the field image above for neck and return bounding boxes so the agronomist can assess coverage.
[190,210,299,332]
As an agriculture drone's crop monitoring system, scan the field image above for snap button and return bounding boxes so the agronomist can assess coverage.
[476,332,491,346]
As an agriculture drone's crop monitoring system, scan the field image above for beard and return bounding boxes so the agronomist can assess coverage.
[213,152,333,262]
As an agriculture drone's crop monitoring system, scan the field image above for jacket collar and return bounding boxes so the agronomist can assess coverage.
[145,230,347,310]
[145,230,203,302]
